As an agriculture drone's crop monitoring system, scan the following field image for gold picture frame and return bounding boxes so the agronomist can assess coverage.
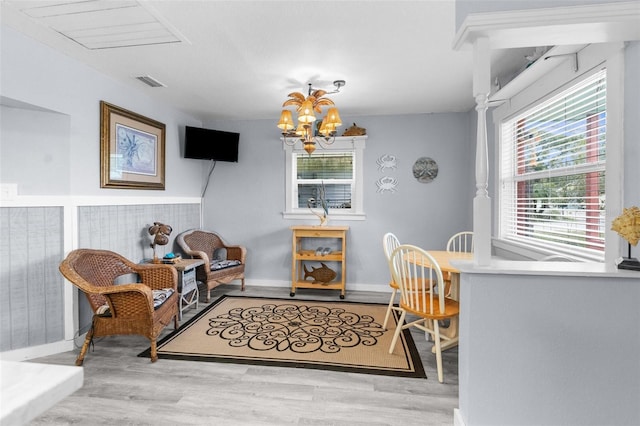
[100,101,165,190]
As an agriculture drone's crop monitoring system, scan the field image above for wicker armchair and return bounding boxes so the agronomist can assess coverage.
[59,249,179,365]
[176,229,246,302]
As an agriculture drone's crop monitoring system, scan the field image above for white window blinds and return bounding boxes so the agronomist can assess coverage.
[294,152,355,210]
[499,69,607,257]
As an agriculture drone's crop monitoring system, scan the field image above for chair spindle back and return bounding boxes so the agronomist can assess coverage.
[389,244,446,315]
[447,231,474,253]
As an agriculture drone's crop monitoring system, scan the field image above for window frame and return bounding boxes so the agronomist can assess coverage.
[491,43,624,262]
[283,136,367,221]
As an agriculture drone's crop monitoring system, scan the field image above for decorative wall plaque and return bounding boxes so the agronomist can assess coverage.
[412,157,438,183]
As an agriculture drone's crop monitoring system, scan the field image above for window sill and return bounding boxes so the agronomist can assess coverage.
[493,238,604,262]
[282,211,366,221]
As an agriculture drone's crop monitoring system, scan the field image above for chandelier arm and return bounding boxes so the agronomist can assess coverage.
[315,135,337,149]
[282,134,300,146]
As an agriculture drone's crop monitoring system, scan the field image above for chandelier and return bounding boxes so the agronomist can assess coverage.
[277,80,345,154]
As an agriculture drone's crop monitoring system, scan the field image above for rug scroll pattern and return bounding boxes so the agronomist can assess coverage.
[207,302,384,354]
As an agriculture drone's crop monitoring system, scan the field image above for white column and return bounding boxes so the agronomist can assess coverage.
[472,37,491,265]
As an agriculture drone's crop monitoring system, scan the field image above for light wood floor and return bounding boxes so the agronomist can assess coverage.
[29,285,458,425]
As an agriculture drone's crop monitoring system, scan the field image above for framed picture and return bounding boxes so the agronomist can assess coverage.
[100,101,165,190]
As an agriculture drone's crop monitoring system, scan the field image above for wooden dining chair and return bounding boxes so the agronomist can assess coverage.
[388,244,459,383]
[446,231,474,253]
[444,231,473,294]
[382,232,401,330]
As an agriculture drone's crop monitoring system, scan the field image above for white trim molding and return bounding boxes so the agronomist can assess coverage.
[453,1,640,50]
[282,136,367,221]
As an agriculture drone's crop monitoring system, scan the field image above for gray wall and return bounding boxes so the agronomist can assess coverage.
[0,21,477,354]
[0,24,205,354]
[0,25,206,198]
[459,270,640,426]
[202,113,475,289]
[0,104,71,195]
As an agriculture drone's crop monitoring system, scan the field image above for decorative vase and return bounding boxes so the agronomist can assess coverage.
[152,248,161,264]
[319,215,329,227]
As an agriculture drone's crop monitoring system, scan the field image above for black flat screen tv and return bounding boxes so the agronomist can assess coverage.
[184,126,239,162]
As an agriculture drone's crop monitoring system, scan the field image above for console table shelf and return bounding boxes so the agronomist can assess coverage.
[290,225,348,299]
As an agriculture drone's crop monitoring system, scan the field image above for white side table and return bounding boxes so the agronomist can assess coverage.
[168,258,204,320]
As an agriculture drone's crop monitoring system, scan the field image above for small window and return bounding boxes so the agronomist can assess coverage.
[295,152,354,210]
[283,136,366,220]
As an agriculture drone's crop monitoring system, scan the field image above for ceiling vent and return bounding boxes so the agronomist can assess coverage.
[135,75,166,88]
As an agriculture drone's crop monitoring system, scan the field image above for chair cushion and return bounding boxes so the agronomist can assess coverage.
[210,259,242,270]
[213,248,227,261]
[96,304,112,317]
[152,288,175,309]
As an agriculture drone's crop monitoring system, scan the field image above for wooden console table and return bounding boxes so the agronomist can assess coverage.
[290,225,349,299]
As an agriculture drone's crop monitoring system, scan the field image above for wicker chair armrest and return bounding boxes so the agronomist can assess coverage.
[98,283,155,316]
[133,263,178,291]
[225,245,246,263]
[186,250,212,272]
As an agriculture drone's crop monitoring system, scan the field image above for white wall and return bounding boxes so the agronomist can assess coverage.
[202,113,475,289]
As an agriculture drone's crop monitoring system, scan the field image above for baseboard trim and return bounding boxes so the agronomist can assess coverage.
[245,279,389,293]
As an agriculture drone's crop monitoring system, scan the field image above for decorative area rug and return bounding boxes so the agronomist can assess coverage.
[139,295,426,378]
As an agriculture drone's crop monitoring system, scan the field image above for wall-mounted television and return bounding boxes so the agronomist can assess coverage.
[184,126,240,162]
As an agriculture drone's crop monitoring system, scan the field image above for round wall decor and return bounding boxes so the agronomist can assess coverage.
[412,157,438,183]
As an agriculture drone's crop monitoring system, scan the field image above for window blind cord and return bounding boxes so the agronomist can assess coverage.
[201,159,217,198]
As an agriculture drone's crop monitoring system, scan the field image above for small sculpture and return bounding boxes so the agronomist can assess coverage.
[412,157,439,183]
[304,263,337,284]
[342,123,366,136]
[611,206,640,270]
[307,181,329,226]
[148,222,172,264]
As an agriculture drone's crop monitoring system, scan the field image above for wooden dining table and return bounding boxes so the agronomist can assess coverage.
[423,250,473,352]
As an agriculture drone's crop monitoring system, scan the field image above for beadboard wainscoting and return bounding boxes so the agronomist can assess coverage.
[0,196,201,361]
[0,206,65,353]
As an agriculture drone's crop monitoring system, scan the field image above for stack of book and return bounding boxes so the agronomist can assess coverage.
[162,254,182,264]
